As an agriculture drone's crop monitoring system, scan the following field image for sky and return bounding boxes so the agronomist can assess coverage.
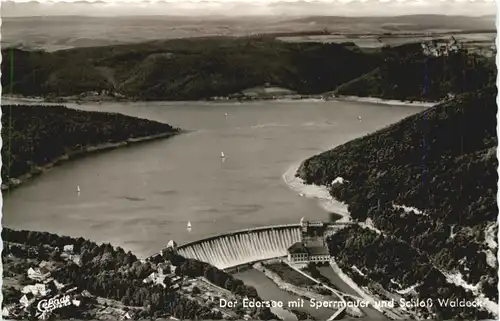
[1,0,497,17]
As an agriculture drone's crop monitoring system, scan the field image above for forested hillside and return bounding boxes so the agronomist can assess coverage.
[2,37,493,102]
[1,37,377,100]
[298,87,498,318]
[1,105,179,188]
[2,228,275,320]
[333,44,495,102]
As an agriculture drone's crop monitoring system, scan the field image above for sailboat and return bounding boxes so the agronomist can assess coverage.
[220,151,225,159]
[225,113,228,118]
[187,221,192,230]
[77,185,81,193]
[358,116,362,122]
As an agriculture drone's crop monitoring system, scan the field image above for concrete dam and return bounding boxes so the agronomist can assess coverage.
[174,222,350,270]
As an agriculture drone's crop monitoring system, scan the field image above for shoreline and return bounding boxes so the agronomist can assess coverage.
[1,94,325,105]
[282,162,351,223]
[283,117,498,319]
[1,131,179,192]
[2,94,440,107]
[329,95,439,107]
[282,161,404,318]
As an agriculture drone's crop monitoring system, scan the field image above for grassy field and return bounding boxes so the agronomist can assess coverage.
[264,262,317,288]
[278,32,495,56]
[1,15,494,52]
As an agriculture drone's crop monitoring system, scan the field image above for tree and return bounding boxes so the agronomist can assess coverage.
[192,286,201,295]
[163,277,171,288]
[224,278,234,290]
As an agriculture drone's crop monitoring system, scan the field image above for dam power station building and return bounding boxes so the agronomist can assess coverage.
[286,218,331,263]
[160,218,350,270]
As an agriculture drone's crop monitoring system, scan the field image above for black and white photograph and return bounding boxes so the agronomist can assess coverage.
[0,0,498,320]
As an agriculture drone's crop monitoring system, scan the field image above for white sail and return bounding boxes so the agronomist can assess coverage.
[77,186,81,192]
[187,221,192,228]
[221,151,225,158]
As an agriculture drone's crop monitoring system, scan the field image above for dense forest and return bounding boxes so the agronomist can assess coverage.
[328,226,494,320]
[298,84,498,318]
[2,37,493,102]
[2,228,276,320]
[1,104,179,187]
[1,37,377,100]
[333,44,495,101]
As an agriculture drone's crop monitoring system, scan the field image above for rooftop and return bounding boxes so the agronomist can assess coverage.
[287,242,308,254]
[287,242,330,256]
[307,246,330,256]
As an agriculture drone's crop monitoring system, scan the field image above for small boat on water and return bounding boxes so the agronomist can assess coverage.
[220,151,225,159]
[77,186,81,193]
[187,221,192,229]
[358,116,362,122]
[225,113,228,118]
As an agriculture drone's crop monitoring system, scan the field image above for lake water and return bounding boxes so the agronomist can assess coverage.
[2,99,426,258]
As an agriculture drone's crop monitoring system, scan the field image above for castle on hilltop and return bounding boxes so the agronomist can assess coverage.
[421,37,461,57]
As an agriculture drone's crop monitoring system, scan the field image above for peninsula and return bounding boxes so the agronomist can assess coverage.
[296,87,498,320]
[1,104,180,191]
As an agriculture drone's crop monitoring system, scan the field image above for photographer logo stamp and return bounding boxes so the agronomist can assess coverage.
[35,295,77,319]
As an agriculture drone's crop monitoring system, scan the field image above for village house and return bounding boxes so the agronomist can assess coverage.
[142,272,158,284]
[27,267,50,281]
[22,285,36,295]
[22,283,49,297]
[120,310,134,320]
[71,255,82,266]
[63,244,74,253]
[157,262,172,275]
[34,283,49,295]
[143,271,168,288]
[19,293,36,308]
[2,304,16,318]
[39,261,50,269]
[81,290,94,298]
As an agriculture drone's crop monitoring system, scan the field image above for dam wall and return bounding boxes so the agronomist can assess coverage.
[175,222,352,270]
[178,224,301,270]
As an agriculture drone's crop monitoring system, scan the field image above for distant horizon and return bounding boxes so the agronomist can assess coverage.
[1,0,496,18]
[2,13,496,19]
